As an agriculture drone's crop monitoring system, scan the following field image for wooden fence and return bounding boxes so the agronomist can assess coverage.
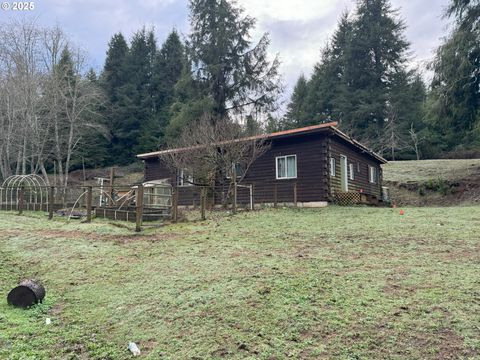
[0,183,172,232]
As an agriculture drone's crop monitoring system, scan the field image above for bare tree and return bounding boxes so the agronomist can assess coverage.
[409,123,424,160]
[0,18,46,180]
[0,19,105,186]
[161,114,269,203]
[44,45,105,190]
[381,106,408,160]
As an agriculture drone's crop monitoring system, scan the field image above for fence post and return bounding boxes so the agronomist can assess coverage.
[250,184,254,211]
[293,183,298,207]
[200,187,206,221]
[274,184,278,208]
[172,187,178,223]
[109,167,115,206]
[18,187,24,215]
[86,186,93,223]
[135,184,144,232]
[232,185,237,214]
[48,186,54,219]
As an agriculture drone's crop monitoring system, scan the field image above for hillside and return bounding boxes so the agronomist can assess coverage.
[382,159,480,206]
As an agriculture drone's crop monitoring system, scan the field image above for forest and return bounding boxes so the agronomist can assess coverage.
[0,0,478,185]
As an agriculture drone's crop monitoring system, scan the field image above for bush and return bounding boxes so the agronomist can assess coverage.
[418,178,454,196]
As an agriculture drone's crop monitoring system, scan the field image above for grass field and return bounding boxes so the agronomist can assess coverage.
[383,159,480,183]
[0,207,479,359]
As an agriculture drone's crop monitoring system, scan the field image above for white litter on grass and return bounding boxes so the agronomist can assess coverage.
[45,318,51,325]
[128,342,141,356]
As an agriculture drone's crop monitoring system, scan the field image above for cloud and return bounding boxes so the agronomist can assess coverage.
[2,0,450,109]
[238,0,339,22]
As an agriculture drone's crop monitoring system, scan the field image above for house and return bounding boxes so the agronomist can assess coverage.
[137,122,387,207]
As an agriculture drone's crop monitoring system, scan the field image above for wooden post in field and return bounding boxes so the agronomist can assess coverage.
[48,186,54,219]
[109,167,115,206]
[274,184,278,208]
[172,187,178,223]
[135,184,144,232]
[86,186,93,223]
[293,183,298,207]
[18,187,24,215]
[200,187,206,221]
[232,165,237,214]
[251,184,255,210]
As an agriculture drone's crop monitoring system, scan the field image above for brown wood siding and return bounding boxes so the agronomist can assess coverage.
[328,136,383,199]
[144,159,201,206]
[143,131,384,204]
[144,133,329,204]
[238,133,328,203]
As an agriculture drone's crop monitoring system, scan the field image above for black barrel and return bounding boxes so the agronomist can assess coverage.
[7,280,46,308]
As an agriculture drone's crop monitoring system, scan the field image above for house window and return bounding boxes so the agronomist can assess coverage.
[276,155,297,179]
[330,157,336,177]
[357,162,361,173]
[226,163,245,179]
[349,163,355,180]
[369,166,378,184]
[177,169,193,186]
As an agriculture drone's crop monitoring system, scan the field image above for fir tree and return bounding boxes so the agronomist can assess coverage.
[426,0,479,152]
[284,75,310,129]
[176,0,282,124]
[152,30,185,144]
[101,33,129,103]
[113,28,157,163]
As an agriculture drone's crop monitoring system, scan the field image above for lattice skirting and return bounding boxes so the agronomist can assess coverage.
[334,191,362,206]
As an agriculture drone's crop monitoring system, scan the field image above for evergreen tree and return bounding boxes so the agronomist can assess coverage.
[99,33,129,164]
[307,12,354,128]
[168,0,282,136]
[152,30,185,144]
[426,0,479,153]
[384,70,427,158]
[101,33,129,103]
[344,0,409,140]
[284,75,310,129]
[76,69,111,169]
[285,0,424,158]
[112,28,157,163]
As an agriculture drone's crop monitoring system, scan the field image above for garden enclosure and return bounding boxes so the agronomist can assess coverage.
[0,176,172,231]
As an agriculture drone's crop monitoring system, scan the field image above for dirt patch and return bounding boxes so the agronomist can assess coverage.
[0,229,24,237]
[383,268,415,295]
[386,178,480,207]
[0,227,184,245]
[441,248,480,262]
[49,302,65,316]
[436,329,475,359]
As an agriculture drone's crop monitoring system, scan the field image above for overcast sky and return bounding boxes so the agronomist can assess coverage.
[2,0,451,109]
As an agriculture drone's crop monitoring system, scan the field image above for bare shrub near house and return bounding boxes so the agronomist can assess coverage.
[160,115,269,205]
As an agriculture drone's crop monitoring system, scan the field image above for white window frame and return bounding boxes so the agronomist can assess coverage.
[276,155,297,180]
[177,169,193,187]
[330,157,336,177]
[225,163,244,179]
[369,166,378,184]
[349,163,355,180]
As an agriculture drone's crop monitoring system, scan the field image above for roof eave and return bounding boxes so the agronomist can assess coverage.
[331,128,387,164]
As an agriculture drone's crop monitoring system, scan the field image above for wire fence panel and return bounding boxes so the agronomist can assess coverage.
[0,182,173,228]
[1,179,300,226]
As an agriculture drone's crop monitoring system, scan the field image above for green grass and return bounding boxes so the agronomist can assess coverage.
[383,159,480,183]
[1,207,479,359]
